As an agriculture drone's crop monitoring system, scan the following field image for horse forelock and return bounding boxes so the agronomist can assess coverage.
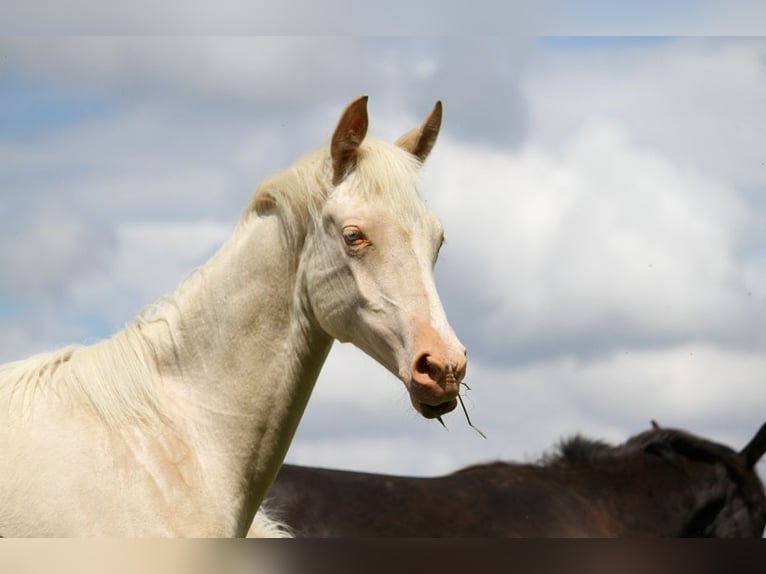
[241,137,427,252]
[353,138,427,222]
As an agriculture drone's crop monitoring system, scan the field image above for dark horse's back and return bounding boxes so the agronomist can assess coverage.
[264,463,617,537]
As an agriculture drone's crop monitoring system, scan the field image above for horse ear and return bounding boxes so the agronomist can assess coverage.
[651,419,661,430]
[643,441,682,466]
[739,422,766,470]
[331,95,369,185]
[395,100,442,163]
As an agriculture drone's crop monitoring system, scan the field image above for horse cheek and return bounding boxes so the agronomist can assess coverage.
[306,262,358,342]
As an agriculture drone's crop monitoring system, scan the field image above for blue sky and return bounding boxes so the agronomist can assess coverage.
[1,23,766,483]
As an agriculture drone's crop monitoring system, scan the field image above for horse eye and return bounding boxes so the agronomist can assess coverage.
[342,227,366,246]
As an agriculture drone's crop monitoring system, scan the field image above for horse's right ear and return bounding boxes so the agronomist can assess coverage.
[395,100,442,163]
[331,95,369,186]
[740,422,766,470]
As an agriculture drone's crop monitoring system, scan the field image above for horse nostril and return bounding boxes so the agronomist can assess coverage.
[415,353,446,382]
[415,354,433,377]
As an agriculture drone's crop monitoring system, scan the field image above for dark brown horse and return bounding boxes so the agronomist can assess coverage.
[263,422,766,537]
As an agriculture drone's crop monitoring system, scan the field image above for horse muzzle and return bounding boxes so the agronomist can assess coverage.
[407,349,466,419]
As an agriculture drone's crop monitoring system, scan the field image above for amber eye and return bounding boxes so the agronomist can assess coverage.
[342,227,366,247]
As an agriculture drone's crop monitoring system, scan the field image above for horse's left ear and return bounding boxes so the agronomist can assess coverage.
[396,100,442,163]
[331,95,369,185]
[740,422,766,470]
[643,441,682,466]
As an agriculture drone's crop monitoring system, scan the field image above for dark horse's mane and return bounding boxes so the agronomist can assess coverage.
[542,425,744,467]
[455,425,745,473]
[545,434,615,464]
[624,428,740,463]
[450,435,616,475]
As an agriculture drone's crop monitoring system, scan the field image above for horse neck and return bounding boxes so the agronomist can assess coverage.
[566,457,714,536]
[139,212,333,533]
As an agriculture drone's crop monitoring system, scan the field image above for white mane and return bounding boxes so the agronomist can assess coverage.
[1,325,165,428]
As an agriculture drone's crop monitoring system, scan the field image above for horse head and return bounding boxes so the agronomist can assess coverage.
[635,422,766,537]
[257,96,466,419]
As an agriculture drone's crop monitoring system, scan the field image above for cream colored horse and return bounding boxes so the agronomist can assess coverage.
[0,96,466,536]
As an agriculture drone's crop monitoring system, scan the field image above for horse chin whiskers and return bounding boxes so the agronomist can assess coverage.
[435,379,486,440]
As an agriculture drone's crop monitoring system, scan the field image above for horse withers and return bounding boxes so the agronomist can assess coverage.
[260,422,766,537]
[0,96,465,536]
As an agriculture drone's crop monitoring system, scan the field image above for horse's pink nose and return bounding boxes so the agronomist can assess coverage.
[406,320,466,418]
[411,348,467,399]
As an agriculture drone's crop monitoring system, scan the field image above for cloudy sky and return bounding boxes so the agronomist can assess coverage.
[2,6,766,481]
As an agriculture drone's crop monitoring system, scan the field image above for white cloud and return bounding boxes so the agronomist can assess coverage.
[0,36,534,149]
[426,116,761,364]
[691,2,766,34]
[65,220,233,330]
[525,39,766,194]
[0,219,231,363]
[0,37,391,111]
[0,207,115,299]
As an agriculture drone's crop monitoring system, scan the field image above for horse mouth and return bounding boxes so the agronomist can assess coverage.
[416,398,458,419]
